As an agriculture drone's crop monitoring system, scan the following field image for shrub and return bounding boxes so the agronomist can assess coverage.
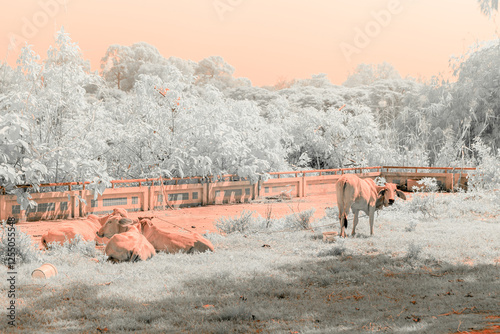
[324,206,338,219]
[284,208,316,230]
[404,242,422,262]
[46,234,99,256]
[318,241,347,257]
[404,177,438,218]
[0,220,42,266]
[214,210,256,234]
[405,219,418,232]
[374,176,387,186]
[468,138,500,191]
[413,177,439,192]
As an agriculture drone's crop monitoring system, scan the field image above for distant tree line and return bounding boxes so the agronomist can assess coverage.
[1,28,499,208]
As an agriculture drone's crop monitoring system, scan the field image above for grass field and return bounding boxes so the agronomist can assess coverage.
[1,190,499,333]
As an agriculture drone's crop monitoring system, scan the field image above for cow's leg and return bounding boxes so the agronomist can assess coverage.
[107,257,119,263]
[351,209,359,237]
[368,207,376,236]
[339,213,347,238]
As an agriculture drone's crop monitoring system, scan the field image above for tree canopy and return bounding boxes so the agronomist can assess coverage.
[1,28,499,209]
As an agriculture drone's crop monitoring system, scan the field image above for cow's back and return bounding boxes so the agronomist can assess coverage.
[144,225,214,253]
[336,174,378,213]
[105,231,155,262]
[41,220,101,248]
[336,174,362,206]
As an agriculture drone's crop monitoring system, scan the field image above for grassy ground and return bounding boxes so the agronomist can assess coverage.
[1,190,499,333]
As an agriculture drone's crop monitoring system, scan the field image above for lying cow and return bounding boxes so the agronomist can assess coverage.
[40,208,128,248]
[96,216,155,262]
[336,174,406,238]
[138,218,214,254]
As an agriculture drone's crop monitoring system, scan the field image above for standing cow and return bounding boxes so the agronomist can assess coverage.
[336,174,406,237]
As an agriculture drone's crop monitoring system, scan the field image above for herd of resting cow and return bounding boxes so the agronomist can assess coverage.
[41,209,214,262]
[40,174,407,262]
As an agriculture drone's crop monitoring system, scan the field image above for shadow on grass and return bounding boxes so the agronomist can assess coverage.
[5,255,499,333]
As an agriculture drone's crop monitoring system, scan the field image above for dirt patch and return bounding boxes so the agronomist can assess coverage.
[17,194,338,248]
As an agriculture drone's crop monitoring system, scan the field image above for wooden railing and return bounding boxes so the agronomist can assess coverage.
[1,165,476,192]
[0,166,476,222]
[381,166,476,173]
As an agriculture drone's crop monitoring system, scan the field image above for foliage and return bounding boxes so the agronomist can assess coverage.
[401,192,437,219]
[413,177,439,192]
[342,62,402,87]
[214,210,256,234]
[285,207,316,230]
[0,28,110,208]
[477,0,499,17]
[45,234,102,259]
[467,138,500,190]
[403,242,422,262]
[0,221,41,266]
[1,28,499,210]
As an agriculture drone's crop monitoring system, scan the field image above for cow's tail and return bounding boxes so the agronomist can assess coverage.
[40,234,49,249]
[130,241,143,262]
[130,250,141,262]
[41,236,48,249]
[336,178,349,229]
[342,182,348,229]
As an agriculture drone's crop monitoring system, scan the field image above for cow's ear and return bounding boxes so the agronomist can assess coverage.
[396,190,407,200]
[140,219,152,227]
[119,217,133,225]
[377,189,386,197]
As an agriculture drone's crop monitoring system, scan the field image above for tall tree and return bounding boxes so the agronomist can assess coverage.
[100,42,167,91]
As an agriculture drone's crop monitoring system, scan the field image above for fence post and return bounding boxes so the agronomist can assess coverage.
[0,195,6,221]
[79,190,86,217]
[257,177,262,199]
[142,187,148,212]
[70,192,76,218]
[202,181,208,206]
[301,172,306,197]
[445,173,454,192]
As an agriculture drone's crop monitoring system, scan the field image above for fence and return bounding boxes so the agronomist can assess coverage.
[0,166,475,222]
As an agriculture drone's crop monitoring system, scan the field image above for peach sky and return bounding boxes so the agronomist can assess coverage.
[1,0,498,86]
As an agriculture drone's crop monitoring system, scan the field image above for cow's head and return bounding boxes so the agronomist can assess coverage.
[138,218,154,233]
[96,216,136,238]
[112,208,128,218]
[377,183,406,208]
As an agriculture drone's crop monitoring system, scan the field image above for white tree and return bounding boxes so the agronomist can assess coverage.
[343,62,402,87]
[100,42,167,91]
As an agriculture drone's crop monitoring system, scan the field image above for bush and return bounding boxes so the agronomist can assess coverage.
[404,178,438,218]
[405,219,418,232]
[284,208,316,230]
[374,176,387,186]
[0,220,42,266]
[45,234,100,258]
[318,244,347,257]
[468,138,500,191]
[404,242,422,262]
[215,210,256,234]
[413,177,439,192]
